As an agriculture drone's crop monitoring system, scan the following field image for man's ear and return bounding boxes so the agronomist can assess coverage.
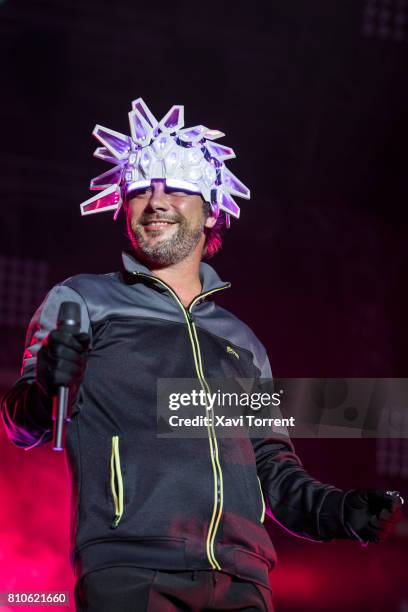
[204,215,217,229]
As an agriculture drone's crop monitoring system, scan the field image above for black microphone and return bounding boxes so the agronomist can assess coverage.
[52,301,81,452]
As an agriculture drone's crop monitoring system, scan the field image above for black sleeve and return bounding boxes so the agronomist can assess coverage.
[250,346,351,542]
[252,437,350,542]
[1,380,54,449]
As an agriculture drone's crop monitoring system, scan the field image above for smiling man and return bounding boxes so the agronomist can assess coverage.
[126,179,217,306]
[129,180,212,263]
[1,99,403,612]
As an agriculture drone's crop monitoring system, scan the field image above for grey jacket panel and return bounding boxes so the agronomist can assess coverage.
[56,250,271,377]
[20,284,91,383]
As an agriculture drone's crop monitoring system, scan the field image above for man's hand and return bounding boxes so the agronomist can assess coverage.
[36,329,91,398]
[344,488,404,543]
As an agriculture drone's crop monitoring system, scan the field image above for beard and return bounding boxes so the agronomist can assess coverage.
[130,213,205,267]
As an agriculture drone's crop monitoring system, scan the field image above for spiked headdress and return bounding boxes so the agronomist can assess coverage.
[79,98,250,228]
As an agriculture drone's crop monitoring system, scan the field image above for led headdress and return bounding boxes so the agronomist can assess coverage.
[79,98,250,228]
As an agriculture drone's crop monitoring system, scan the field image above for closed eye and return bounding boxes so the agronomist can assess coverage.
[165,187,195,196]
[132,187,196,198]
[129,185,200,198]
[133,187,152,197]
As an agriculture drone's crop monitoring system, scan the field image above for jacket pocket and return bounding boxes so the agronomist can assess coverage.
[110,435,124,529]
[257,476,266,524]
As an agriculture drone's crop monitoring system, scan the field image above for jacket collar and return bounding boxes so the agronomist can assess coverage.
[121,251,230,294]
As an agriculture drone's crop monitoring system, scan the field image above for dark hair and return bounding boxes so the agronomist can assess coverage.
[202,200,226,259]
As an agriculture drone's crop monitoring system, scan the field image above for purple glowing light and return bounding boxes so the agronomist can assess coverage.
[128,110,154,146]
[93,126,131,160]
[203,129,225,140]
[219,191,240,218]
[80,185,122,216]
[222,167,250,199]
[93,147,120,164]
[90,165,124,190]
[178,125,207,142]
[159,105,184,132]
[131,98,159,129]
[205,142,236,160]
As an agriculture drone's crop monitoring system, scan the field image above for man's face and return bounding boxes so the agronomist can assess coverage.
[126,179,216,267]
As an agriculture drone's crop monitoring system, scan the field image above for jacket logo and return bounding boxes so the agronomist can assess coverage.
[226,346,240,360]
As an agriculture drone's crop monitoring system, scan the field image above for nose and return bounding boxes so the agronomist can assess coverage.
[146,180,168,211]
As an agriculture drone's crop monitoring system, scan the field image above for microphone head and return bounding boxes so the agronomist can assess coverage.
[57,301,81,330]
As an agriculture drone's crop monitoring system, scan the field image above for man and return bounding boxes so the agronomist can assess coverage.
[1,99,403,612]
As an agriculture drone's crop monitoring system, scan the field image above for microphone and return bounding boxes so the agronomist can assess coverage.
[52,301,81,452]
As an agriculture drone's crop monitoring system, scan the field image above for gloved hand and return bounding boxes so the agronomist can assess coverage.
[343,488,404,544]
[36,329,91,398]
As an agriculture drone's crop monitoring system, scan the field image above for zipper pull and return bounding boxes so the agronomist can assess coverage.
[111,514,121,529]
[187,311,195,323]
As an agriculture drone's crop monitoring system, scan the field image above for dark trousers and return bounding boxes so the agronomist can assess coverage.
[75,566,274,612]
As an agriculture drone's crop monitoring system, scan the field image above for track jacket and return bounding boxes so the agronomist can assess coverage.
[1,251,350,592]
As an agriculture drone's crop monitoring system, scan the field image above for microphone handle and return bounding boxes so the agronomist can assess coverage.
[52,387,69,452]
[52,301,81,452]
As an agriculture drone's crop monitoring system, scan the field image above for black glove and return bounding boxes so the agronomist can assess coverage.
[343,488,404,544]
[36,329,91,398]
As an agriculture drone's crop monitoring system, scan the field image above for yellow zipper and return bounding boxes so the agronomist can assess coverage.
[257,476,266,524]
[110,435,124,528]
[188,294,225,569]
[134,271,230,570]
